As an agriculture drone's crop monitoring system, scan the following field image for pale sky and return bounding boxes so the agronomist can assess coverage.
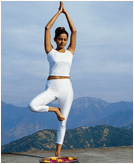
[1,1,133,104]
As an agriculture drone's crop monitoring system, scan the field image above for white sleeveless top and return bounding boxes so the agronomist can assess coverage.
[47,49,73,76]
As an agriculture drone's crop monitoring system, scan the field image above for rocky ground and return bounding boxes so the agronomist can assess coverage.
[1,146,133,163]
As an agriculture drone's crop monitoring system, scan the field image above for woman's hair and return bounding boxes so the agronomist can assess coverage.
[54,27,69,40]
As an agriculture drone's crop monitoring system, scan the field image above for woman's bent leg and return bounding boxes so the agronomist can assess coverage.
[28,88,65,121]
[29,88,56,112]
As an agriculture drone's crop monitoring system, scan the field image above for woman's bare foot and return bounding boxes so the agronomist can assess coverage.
[56,108,65,121]
[55,151,61,158]
[48,107,65,121]
[55,144,62,157]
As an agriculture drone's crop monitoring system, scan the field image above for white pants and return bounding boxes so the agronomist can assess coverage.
[29,79,73,144]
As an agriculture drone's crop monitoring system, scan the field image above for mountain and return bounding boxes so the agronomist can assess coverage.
[84,109,133,127]
[1,101,7,106]
[1,102,59,146]
[122,124,133,131]
[1,125,133,153]
[68,97,133,128]
[12,101,29,107]
[1,97,133,146]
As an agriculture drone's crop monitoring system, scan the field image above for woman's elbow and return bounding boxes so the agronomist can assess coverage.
[71,27,77,32]
[45,26,51,30]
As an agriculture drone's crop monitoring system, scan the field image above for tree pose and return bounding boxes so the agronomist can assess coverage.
[29,1,76,157]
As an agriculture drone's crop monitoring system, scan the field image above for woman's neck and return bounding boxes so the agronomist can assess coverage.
[56,48,66,53]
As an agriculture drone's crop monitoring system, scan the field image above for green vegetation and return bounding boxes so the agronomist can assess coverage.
[1,125,133,153]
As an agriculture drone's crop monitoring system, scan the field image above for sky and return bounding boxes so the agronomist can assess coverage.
[1,1,133,105]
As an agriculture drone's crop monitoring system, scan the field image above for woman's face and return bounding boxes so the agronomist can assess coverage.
[55,33,68,49]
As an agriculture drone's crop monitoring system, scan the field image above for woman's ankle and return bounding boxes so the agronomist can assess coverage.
[55,144,62,157]
[55,151,61,157]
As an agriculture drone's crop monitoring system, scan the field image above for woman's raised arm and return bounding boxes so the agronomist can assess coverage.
[61,1,77,55]
[45,4,62,54]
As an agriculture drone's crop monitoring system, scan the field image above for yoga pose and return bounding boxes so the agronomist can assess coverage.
[29,1,76,157]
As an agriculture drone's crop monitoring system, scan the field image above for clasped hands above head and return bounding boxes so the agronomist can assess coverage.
[59,1,67,13]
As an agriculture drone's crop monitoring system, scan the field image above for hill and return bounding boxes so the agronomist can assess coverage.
[1,97,133,145]
[84,109,133,127]
[122,124,133,131]
[1,125,133,153]
[1,102,59,146]
[67,97,133,127]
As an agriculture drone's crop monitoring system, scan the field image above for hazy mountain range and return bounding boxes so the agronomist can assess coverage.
[84,109,133,127]
[1,97,133,146]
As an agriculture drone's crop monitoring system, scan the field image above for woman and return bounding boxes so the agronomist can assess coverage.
[29,1,76,157]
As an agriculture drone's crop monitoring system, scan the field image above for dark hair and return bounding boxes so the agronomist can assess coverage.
[54,27,68,40]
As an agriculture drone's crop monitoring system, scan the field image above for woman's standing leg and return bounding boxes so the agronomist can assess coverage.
[55,80,73,157]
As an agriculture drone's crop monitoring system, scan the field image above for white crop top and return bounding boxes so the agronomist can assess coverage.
[47,49,73,76]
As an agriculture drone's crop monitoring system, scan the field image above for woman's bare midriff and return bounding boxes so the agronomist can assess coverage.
[47,76,70,80]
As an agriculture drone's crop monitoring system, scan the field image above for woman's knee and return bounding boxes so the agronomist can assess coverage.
[28,101,37,112]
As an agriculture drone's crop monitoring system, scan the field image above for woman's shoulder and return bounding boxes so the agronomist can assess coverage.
[47,48,55,55]
[66,49,73,56]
